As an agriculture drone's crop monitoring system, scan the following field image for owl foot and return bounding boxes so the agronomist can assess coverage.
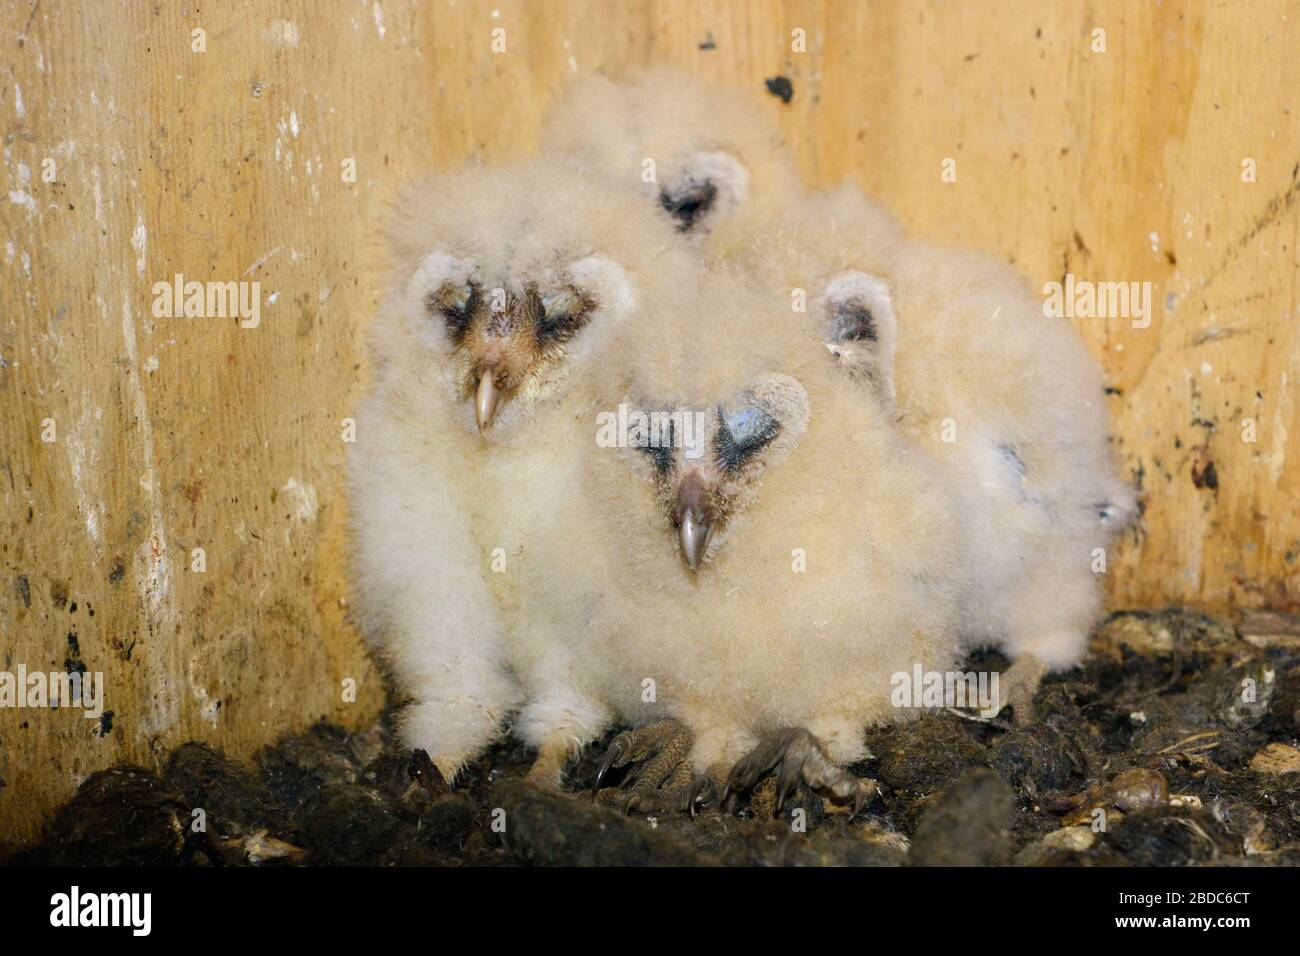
[593,719,711,815]
[524,738,577,790]
[408,749,451,798]
[999,653,1048,725]
[944,653,1047,726]
[722,727,876,818]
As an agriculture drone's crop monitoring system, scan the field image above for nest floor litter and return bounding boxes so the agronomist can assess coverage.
[13,608,1300,867]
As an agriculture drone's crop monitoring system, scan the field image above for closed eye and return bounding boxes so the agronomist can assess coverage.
[715,406,779,470]
[429,282,478,344]
[634,417,675,476]
[536,287,592,345]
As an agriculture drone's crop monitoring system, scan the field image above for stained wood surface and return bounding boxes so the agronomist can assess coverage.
[2,0,1296,852]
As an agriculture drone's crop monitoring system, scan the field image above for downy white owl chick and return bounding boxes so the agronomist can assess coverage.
[348,157,698,782]
[707,187,1137,704]
[510,271,967,813]
[542,68,805,237]
[550,68,1131,714]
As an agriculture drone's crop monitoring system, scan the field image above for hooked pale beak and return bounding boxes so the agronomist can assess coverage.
[475,372,501,430]
[674,471,714,571]
[679,511,711,571]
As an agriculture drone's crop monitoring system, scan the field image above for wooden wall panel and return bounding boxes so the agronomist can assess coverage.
[2,0,1297,852]
[0,0,428,853]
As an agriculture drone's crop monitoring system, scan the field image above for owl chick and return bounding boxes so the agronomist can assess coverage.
[348,157,698,781]
[542,68,805,237]
[707,188,1137,705]
[509,271,967,812]
[548,69,1133,705]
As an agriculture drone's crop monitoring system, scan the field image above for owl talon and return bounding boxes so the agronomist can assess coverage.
[688,774,715,818]
[593,719,698,814]
[592,732,633,796]
[723,727,877,819]
[775,777,795,812]
[950,652,1047,726]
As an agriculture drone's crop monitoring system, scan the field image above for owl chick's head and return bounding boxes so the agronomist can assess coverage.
[409,249,635,430]
[543,69,803,238]
[616,373,810,570]
[591,271,887,573]
[377,157,693,434]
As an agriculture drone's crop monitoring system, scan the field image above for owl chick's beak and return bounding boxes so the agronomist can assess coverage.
[679,511,710,571]
[674,470,715,571]
[475,372,501,430]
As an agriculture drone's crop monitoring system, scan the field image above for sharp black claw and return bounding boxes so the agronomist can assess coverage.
[776,758,803,811]
[720,773,736,807]
[850,790,867,820]
[723,728,875,823]
[776,776,798,813]
[688,776,712,818]
[722,759,758,811]
[593,735,628,797]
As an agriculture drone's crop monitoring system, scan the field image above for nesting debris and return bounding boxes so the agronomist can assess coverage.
[1062,767,1169,826]
[1248,743,1300,775]
[907,769,1014,866]
[1100,805,1236,866]
[292,785,401,866]
[167,742,281,837]
[1269,665,1300,732]
[494,779,714,865]
[869,712,989,831]
[1092,608,1240,659]
[11,607,1300,867]
[20,767,188,866]
[989,694,1091,794]
[237,830,308,865]
[1014,825,1097,865]
[1212,800,1273,855]
[1238,609,1300,650]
